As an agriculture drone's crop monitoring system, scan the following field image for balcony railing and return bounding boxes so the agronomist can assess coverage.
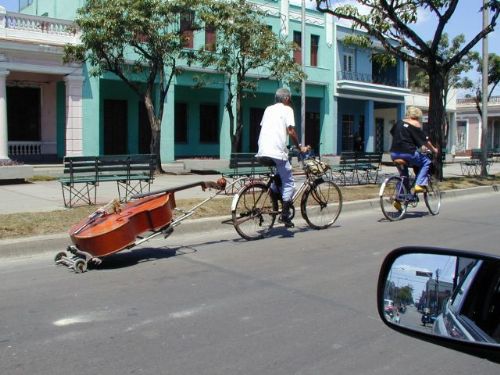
[457,96,500,105]
[1,11,76,36]
[9,141,42,156]
[337,71,408,89]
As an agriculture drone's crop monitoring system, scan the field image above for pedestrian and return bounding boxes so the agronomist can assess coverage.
[255,87,309,228]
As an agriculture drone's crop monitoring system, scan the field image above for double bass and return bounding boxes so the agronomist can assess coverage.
[68,180,224,259]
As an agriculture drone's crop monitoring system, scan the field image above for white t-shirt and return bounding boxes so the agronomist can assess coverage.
[256,102,295,160]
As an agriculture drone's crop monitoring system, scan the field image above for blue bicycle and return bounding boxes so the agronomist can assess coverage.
[379,153,441,221]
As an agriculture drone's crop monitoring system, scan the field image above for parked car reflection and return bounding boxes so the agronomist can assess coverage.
[433,259,500,343]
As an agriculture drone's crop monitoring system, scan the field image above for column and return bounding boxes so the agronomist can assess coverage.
[364,100,375,152]
[448,111,457,156]
[64,74,85,156]
[219,78,232,159]
[0,68,10,160]
[160,82,175,162]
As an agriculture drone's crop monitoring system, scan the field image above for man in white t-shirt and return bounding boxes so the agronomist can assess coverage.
[256,87,309,228]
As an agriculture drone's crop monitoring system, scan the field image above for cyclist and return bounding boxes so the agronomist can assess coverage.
[389,106,438,207]
[255,87,309,228]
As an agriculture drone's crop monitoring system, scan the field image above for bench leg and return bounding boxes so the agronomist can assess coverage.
[117,180,151,202]
[61,182,96,208]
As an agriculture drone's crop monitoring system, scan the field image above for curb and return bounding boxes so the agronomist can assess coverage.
[0,185,498,258]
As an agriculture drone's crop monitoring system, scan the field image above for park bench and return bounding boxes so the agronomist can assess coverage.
[59,154,157,207]
[460,149,493,176]
[219,153,271,193]
[331,151,383,185]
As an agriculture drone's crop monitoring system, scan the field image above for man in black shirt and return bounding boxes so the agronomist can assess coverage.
[390,106,438,193]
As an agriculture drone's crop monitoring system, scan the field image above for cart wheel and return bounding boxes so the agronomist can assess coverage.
[73,259,88,273]
[54,251,67,263]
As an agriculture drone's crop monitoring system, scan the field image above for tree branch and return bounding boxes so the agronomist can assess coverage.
[431,0,459,53]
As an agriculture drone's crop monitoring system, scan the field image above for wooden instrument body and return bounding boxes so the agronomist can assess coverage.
[69,193,174,257]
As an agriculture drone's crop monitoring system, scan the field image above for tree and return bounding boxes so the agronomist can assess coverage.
[64,0,204,172]
[410,34,476,147]
[315,0,500,179]
[467,53,500,117]
[397,285,414,305]
[196,0,305,153]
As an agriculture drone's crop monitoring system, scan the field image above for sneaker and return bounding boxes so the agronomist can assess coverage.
[414,185,426,193]
[393,200,402,211]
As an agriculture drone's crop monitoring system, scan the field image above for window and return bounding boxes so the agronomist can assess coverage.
[199,104,219,143]
[180,11,195,48]
[205,23,216,51]
[342,114,355,151]
[175,102,188,143]
[7,86,40,141]
[311,35,319,67]
[343,53,354,72]
[293,31,301,64]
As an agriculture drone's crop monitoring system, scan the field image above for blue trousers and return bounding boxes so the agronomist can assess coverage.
[270,158,295,202]
[390,151,431,186]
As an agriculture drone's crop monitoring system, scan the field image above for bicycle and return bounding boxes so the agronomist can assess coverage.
[379,153,441,221]
[231,149,343,240]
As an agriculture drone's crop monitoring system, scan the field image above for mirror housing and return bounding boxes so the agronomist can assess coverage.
[377,246,500,363]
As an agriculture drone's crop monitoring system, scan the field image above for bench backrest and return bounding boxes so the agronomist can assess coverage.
[339,152,382,165]
[62,154,156,180]
[339,152,357,164]
[229,153,260,169]
[62,156,99,181]
[355,152,382,165]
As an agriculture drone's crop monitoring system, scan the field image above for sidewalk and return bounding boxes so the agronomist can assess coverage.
[0,160,499,258]
[1,160,498,215]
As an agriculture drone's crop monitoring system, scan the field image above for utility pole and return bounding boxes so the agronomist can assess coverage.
[481,0,489,176]
[435,269,440,314]
[300,0,306,147]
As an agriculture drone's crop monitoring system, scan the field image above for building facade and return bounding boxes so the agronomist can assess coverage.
[455,96,500,155]
[1,1,413,165]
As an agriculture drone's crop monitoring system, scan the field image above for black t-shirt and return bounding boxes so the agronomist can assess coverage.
[390,120,428,154]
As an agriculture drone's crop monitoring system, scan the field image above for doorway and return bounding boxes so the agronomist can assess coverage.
[103,99,128,155]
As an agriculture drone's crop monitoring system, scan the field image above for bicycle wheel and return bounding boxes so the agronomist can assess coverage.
[380,176,407,221]
[424,176,441,215]
[301,178,342,229]
[232,182,278,240]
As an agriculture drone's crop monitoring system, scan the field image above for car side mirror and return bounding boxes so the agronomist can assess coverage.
[377,246,500,363]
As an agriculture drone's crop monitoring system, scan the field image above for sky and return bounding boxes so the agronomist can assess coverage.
[390,253,458,301]
[1,0,498,92]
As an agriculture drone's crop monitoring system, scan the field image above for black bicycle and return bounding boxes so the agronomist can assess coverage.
[379,153,441,221]
[231,150,343,240]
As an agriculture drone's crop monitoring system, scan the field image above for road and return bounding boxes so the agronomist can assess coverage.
[1,193,499,375]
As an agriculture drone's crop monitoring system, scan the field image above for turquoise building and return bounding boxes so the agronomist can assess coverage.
[1,1,409,164]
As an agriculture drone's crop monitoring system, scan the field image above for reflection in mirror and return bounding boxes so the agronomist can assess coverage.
[382,253,500,345]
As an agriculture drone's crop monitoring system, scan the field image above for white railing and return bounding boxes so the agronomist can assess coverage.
[0,9,80,45]
[457,96,500,105]
[9,141,42,156]
[1,11,76,36]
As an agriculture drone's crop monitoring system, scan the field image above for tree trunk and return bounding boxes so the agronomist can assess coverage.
[144,91,163,174]
[233,85,244,153]
[225,78,236,153]
[427,72,446,181]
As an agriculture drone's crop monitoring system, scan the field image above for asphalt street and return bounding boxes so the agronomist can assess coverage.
[0,194,499,375]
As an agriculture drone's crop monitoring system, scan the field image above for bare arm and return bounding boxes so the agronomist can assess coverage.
[425,140,438,154]
[287,126,309,153]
